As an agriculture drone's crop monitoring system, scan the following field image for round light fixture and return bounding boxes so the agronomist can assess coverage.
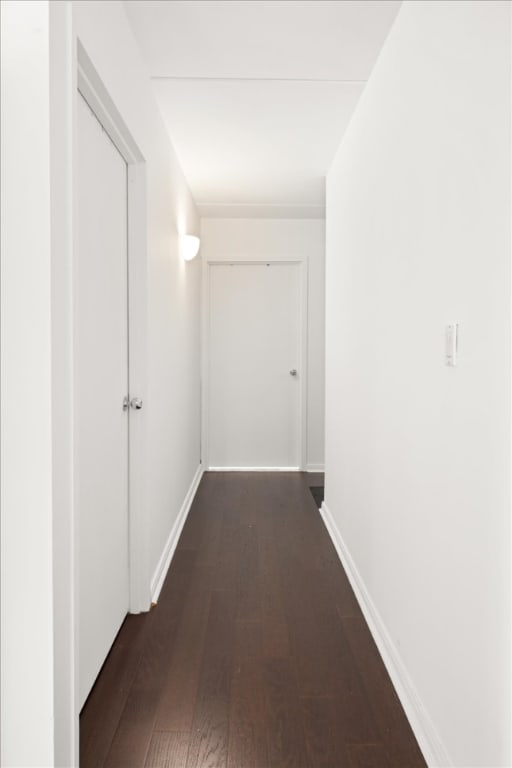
[181,234,200,261]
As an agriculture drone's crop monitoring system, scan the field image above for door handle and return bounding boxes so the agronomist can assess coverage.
[289,369,297,377]
[130,397,143,410]
[122,396,129,411]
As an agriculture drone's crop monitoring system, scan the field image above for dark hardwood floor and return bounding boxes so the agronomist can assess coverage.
[80,472,426,768]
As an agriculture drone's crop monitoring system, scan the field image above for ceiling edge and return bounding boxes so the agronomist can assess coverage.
[197,203,325,220]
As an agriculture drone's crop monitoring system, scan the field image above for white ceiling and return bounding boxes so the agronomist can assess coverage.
[124,0,401,218]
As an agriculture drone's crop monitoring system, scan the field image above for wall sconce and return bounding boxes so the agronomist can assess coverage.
[181,234,200,261]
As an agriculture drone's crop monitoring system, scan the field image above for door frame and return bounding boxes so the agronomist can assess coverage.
[75,44,149,612]
[49,25,151,764]
[202,259,308,471]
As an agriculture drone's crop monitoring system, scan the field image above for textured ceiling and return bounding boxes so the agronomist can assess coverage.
[124,0,401,218]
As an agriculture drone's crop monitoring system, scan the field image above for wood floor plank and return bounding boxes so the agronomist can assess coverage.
[185,589,237,768]
[227,620,269,768]
[144,731,190,768]
[257,514,290,660]
[233,619,263,662]
[153,575,212,731]
[212,506,243,591]
[285,598,380,743]
[236,522,261,622]
[347,742,392,768]
[301,696,349,768]
[264,658,310,768]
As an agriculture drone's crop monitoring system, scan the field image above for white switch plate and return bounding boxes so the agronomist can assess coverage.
[445,323,458,367]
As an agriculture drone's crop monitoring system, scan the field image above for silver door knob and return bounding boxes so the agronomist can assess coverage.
[122,396,129,411]
[130,397,143,410]
[290,369,297,377]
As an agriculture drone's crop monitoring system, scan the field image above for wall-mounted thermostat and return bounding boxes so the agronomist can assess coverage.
[445,323,458,367]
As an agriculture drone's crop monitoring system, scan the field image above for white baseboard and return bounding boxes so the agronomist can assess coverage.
[320,501,452,768]
[207,466,300,472]
[150,463,204,603]
[305,463,325,472]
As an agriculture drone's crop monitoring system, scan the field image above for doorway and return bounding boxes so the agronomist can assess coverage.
[76,91,131,708]
[206,261,305,469]
[74,44,149,713]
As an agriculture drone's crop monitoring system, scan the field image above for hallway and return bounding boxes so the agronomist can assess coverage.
[80,472,426,767]
[2,2,511,764]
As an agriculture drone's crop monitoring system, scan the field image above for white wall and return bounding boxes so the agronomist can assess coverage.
[200,218,325,471]
[325,1,511,766]
[1,2,55,765]
[2,1,202,765]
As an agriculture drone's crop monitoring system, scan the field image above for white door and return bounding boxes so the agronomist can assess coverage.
[208,262,302,469]
[76,93,130,709]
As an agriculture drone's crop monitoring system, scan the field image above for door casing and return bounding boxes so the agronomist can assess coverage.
[50,29,150,766]
[73,40,150,725]
[76,88,130,709]
[76,42,149,616]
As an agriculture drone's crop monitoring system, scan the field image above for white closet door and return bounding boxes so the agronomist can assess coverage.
[76,93,130,709]
[208,262,301,469]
